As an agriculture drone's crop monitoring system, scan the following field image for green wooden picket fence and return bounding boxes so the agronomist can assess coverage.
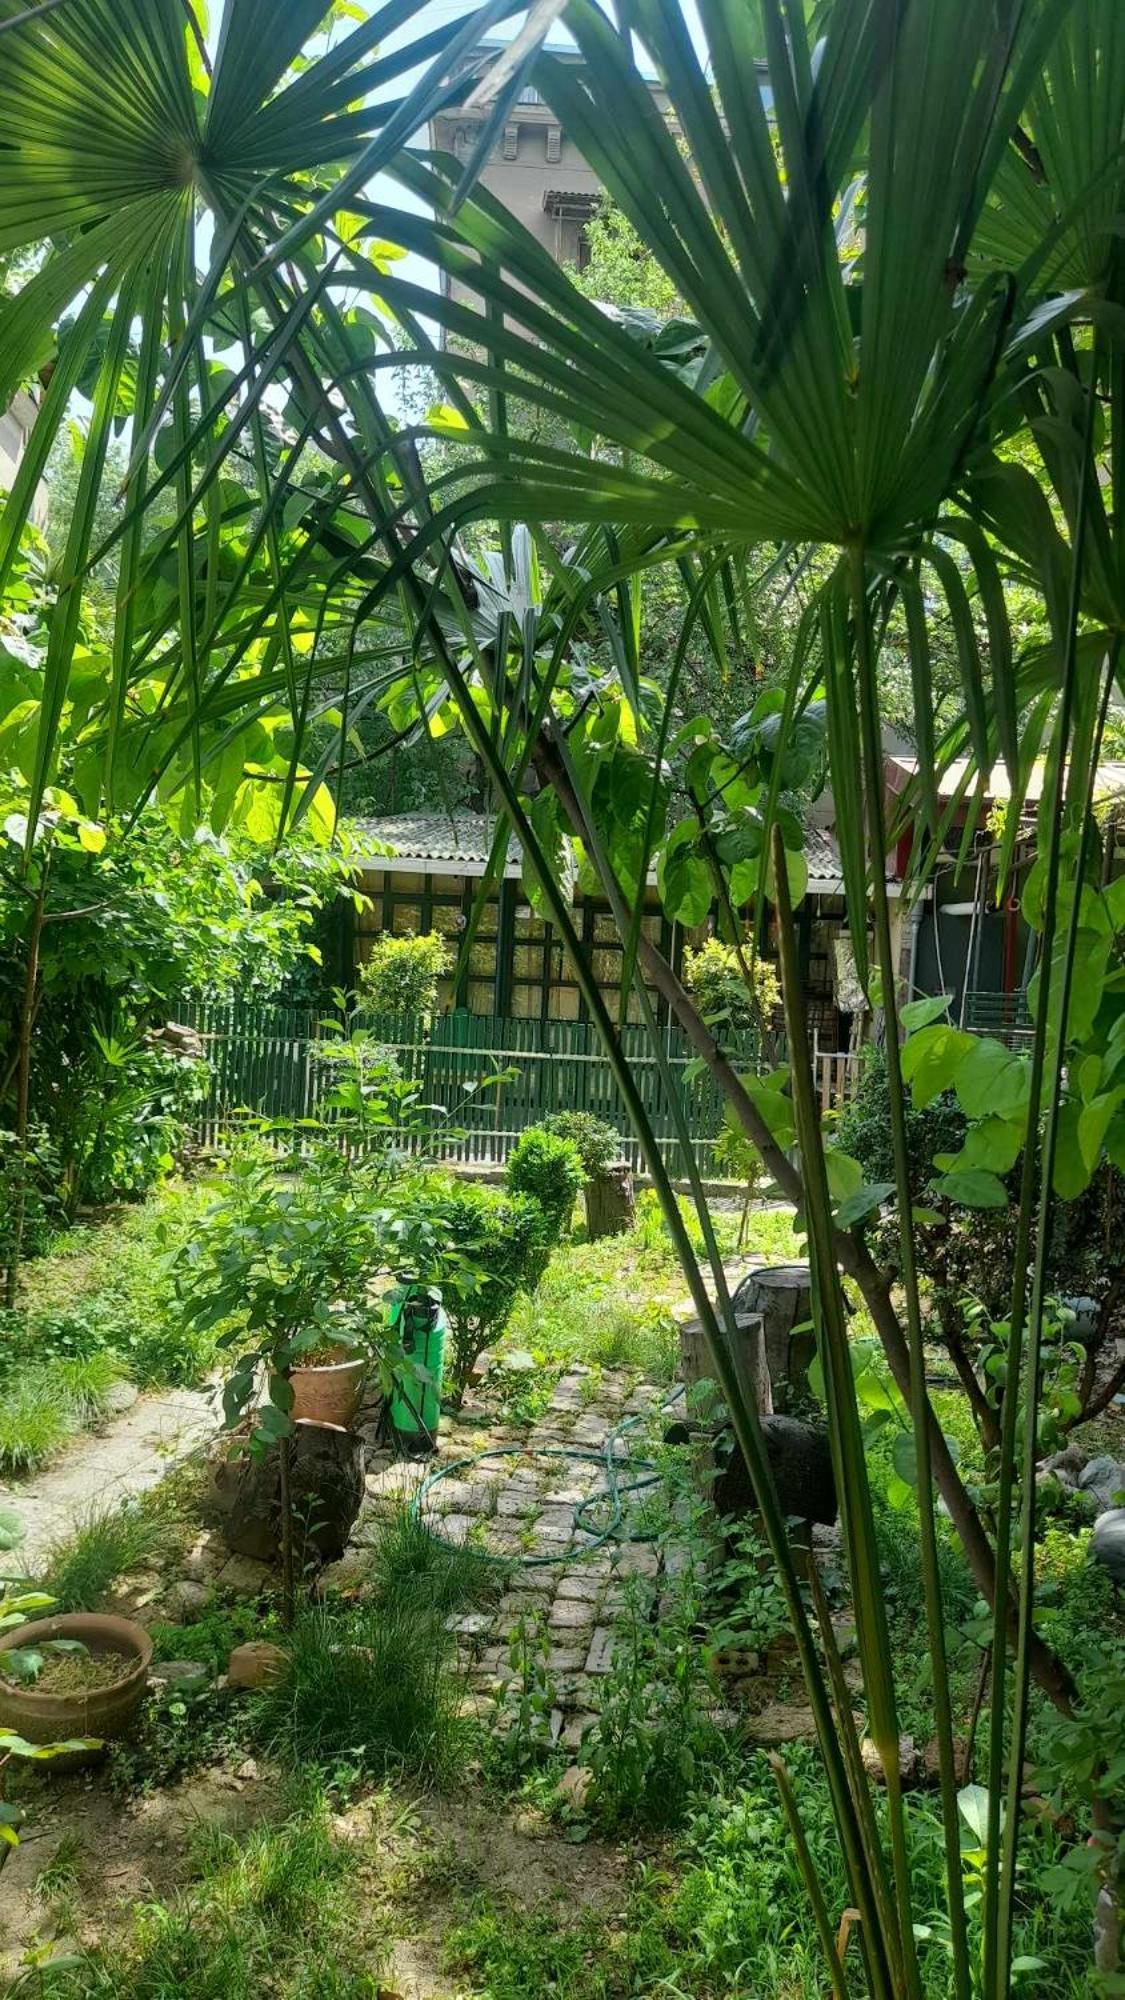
[172,1000,784,1175]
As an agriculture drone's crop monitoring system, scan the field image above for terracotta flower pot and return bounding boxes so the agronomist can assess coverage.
[0,1612,152,1765]
[290,1351,367,1429]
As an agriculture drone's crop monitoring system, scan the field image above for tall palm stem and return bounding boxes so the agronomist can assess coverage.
[849,546,972,2000]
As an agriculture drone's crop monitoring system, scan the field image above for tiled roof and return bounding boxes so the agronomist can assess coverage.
[351,811,847,891]
[352,812,521,875]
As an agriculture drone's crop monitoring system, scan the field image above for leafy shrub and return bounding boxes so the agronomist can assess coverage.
[505,1127,583,1244]
[540,1111,621,1180]
[683,935,780,1040]
[258,1598,469,1780]
[358,928,451,1015]
[426,1177,550,1403]
[835,1043,965,1199]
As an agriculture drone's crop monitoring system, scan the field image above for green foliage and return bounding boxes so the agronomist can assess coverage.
[540,1111,621,1181]
[422,1176,549,1405]
[488,1612,559,1782]
[835,1043,966,1199]
[365,1504,503,1620]
[505,1128,584,1246]
[42,1791,388,1997]
[149,1602,282,1676]
[0,1351,125,1475]
[683,936,781,1041]
[43,1502,170,1613]
[177,1140,439,1451]
[257,1598,470,1783]
[579,1461,728,1830]
[357,928,451,1016]
[505,1247,679,1383]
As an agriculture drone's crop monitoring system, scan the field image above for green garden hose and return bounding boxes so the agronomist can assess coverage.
[408,1391,685,1568]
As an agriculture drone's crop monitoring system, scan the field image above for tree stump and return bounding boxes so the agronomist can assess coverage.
[585,1163,636,1240]
[679,1310,772,1425]
[210,1420,365,1567]
[730,1264,815,1406]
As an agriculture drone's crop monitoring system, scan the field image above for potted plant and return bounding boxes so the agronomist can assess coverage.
[0,1599,151,1756]
[178,1135,445,1622]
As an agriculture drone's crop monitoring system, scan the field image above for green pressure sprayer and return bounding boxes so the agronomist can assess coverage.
[388,1280,447,1453]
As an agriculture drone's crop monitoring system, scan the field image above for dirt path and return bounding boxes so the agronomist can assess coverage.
[0,1384,218,1576]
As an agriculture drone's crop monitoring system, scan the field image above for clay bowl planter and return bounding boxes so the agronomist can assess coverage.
[0,1612,152,1768]
[290,1349,368,1428]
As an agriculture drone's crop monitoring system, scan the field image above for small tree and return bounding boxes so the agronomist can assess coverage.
[177,1138,439,1621]
[682,938,781,1046]
[358,931,451,1018]
[505,1127,584,1256]
[425,1179,550,1405]
[542,1112,635,1241]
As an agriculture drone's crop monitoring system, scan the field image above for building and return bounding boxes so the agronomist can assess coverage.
[887,755,1125,1042]
[428,44,677,310]
[348,809,895,1052]
[0,391,47,523]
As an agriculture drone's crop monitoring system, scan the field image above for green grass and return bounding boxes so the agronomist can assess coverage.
[42,1500,172,1611]
[0,1353,126,1476]
[366,1503,504,1618]
[0,1183,217,1477]
[38,1788,387,1999]
[257,1596,471,1783]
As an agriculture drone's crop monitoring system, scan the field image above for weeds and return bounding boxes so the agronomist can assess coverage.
[43,1502,170,1611]
[0,1355,126,1476]
[257,1598,470,1781]
[367,1503,504,1619]
[34,1789,387,1999]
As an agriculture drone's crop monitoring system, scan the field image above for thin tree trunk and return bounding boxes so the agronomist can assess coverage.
[3,869,48,1310]
[278,1413,295,1630]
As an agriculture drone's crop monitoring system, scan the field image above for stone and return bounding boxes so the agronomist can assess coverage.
[920,1736,970,1787]
[319,1547,372,1593]
[860,1734,918,1786]
[546,1646,585,1674]
[149,1659,209,1696]
[217,1553,275,1597]
[182,1533,223,1584]
[104,1379,140,1415]
[1079,1458,1125,1511]
[166,1578,209,1620]
[555,1573,603,1603]
[210,1421,365,1565]
[556,1763,592,1810]
[584,1628,615,1675]
[744,1700,820,1746]
[1042,1442,1085,1487]
[548,1597,596,1633]
[228,1640,288,1689]
[1092,1508,1125,1585]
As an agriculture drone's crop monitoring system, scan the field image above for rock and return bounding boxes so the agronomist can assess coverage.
[182,1533,223,1584]
[228,1640,288,1689]
[149,1659,210,1696]
[744,1700,821,1746]
[1092,1508,1125,1585]
[714,1414,837,1526]
[318,1547,372,1595]
[218,1554,275,1598]
[166,1578,210,1620]
[104,1379,140,1414]
[1042,1442,1085,1487]
[210,1420,365,1566]
[920,1735,969,1786]
[556,1764,591,1810]
[1078,1458,1125,1511]
[860,1734,918,1785]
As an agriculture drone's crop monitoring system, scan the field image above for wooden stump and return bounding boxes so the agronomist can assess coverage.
[585,1163,636,1240]
[730,1263,815,1405]
[679,1310,772,1425]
